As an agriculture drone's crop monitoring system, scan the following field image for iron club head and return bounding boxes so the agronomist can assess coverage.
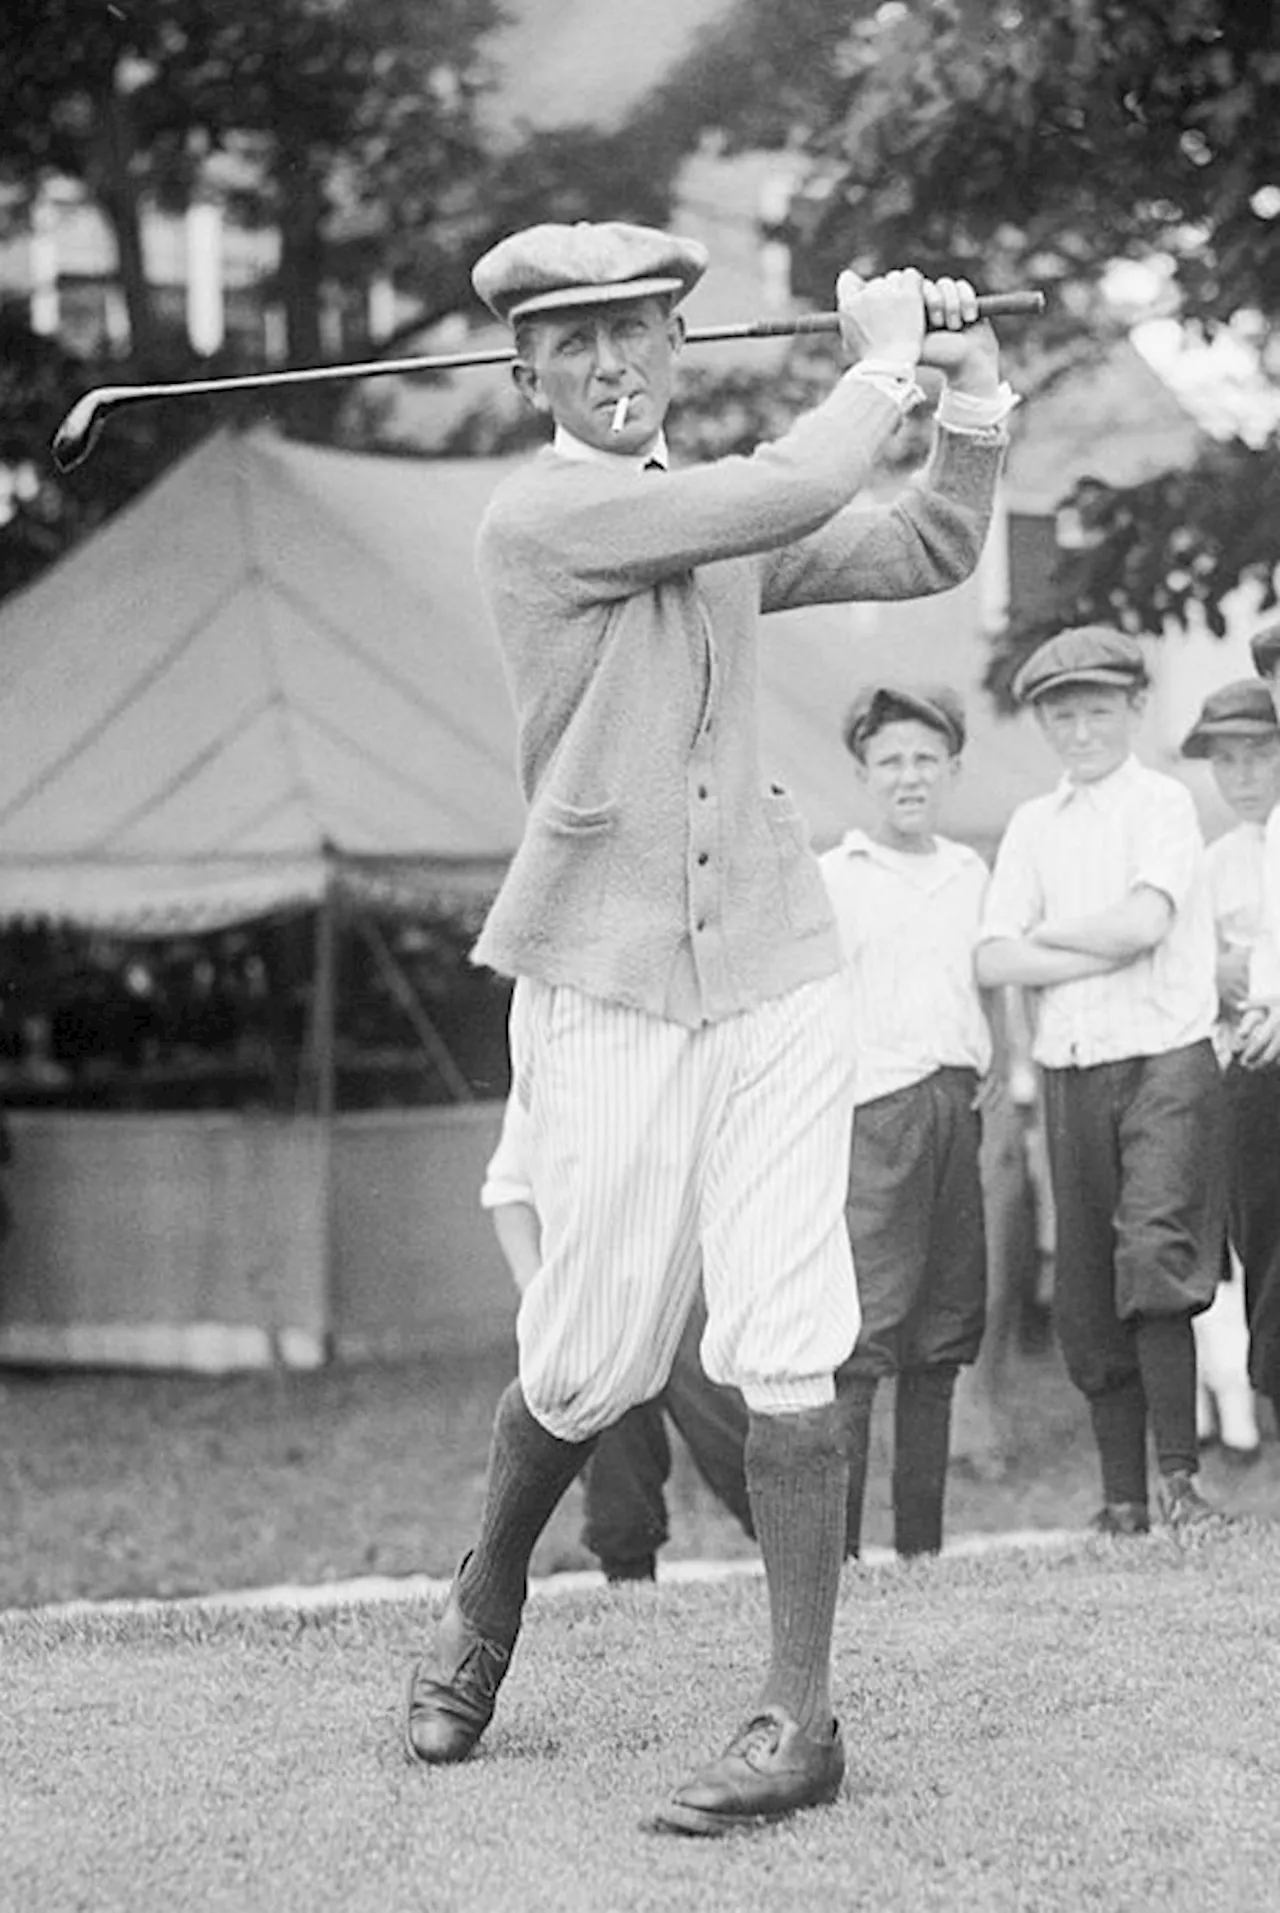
[51,391,122,473]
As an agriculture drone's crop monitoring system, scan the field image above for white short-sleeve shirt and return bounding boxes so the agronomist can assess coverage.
[979,756,1217,1068]
[819,829,991,1106]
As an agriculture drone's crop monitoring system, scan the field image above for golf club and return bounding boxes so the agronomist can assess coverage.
[51,290,1045,473]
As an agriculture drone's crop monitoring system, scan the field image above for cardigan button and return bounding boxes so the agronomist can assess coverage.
[697,852,709,866]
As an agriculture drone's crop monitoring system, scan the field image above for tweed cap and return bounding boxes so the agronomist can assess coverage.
[1012,625,1149,705]
[472,220,708,325]
[1180,678,1280,758]
[1250,620,1280,677]
[842,681,967,758]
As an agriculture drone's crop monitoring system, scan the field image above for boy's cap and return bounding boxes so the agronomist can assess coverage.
[843,681,966,757]
[1012,625,1149,705]
[1180,678,1280,758]
[1249,620,1280,677]
[472,221,709,325]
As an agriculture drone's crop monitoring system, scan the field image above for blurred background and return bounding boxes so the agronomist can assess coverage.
[1,0,1278,1374]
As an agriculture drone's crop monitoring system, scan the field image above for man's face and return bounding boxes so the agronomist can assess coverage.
[1206,733,1280,824]
[856,718,959,847]
[1034,682,1138,783]
[512,297,683,453]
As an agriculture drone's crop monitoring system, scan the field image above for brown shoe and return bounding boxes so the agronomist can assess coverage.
[403,1588,515,1765]
[650,1707,845,1836]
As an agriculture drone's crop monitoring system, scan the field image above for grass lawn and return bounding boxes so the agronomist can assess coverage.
[3,1335,1279,1608]
[5,1524,1280,1913]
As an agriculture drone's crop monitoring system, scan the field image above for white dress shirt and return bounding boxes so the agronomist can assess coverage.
[819,829,992,1106]
[979,756,1217,1068]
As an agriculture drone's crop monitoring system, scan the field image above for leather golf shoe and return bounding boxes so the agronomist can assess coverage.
[650,1707,845,1836]
[403,1588,514,1765]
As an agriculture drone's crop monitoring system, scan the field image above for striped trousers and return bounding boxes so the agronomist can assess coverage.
[508,972,860,1441]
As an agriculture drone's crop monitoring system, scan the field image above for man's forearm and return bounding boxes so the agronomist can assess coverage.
[975,938,1121,988]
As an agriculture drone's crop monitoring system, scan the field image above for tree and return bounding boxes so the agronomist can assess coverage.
[653,0,1280,689]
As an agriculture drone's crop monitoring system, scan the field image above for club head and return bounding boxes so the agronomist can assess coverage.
[51,392,115,473]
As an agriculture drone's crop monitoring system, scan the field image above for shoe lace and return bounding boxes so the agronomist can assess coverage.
[456,1638,509,1702]
[733,1714,784,1762]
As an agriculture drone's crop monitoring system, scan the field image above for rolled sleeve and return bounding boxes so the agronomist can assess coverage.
[1130,784,1201,912]
[978,809,1043,943]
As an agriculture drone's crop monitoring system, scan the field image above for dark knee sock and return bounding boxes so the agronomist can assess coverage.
[1089,1372,1149,1506]
[1135,1314,1199,1478]
[893,1366,959,1558]
[836,1372,878,1559]
[456,1382,594,1645]
[746,1401,848,1739]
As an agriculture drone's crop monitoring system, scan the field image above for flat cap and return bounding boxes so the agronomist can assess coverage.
[1250,620,1280,677]
[843,681,967,757]
[1012,625,1149,705]
[472,220,708,325]
[1180,678,1280,758]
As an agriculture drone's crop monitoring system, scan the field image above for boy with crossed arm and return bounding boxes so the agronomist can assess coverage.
[976,626,1226,1533]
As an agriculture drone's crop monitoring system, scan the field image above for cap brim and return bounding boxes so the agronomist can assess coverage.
[851,687,964,751]
[506,276,687,322]
[1023,666,1142,701]
[1181,718,1280,758]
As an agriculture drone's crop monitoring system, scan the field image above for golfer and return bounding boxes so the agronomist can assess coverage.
[403,219,1013,1834]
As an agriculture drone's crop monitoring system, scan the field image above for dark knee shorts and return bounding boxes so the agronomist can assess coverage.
[1042,1039,1226,1398]
[837,1066,987,1382]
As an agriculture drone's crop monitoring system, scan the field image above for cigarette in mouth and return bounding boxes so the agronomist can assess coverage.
[610,395,630,434]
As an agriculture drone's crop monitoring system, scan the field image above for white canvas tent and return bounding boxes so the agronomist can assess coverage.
[0,425,1051,1369]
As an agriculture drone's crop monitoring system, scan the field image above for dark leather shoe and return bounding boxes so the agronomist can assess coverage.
[650,1707,845,1836]
[403,1590,514,1765]
[1091,1501,1151,1537]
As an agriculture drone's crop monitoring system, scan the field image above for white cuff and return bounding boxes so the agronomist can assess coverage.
[851,361,927,412]
[937,380,1020,433]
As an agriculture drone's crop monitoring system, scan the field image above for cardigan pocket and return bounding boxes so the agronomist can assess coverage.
[541,795,619,835]
[763,785,830,937]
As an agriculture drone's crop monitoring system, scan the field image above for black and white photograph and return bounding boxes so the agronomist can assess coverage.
[2,2,1280,1907]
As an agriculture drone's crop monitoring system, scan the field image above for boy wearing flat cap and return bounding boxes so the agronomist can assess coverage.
[819,683,991,1562]
[403,217,1014,1833]
[976,626,1227,1535]
[1189,667,1280,1438]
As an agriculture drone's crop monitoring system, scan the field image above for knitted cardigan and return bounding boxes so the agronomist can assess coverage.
[472,369,1006,1024]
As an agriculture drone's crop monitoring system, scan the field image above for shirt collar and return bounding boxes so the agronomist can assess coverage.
[552,424,669,472]
[1050,753,1143,811]
[836,826,967,874]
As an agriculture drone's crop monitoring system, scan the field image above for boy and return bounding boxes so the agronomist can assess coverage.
[480,1084,754,1580]
[820,682,991,1561]
[402,219,1012,1833]
[1180,679,1279,1457]
[975,625,1226,1533]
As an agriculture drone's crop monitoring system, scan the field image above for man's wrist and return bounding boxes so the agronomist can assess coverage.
[937,378,1019,433]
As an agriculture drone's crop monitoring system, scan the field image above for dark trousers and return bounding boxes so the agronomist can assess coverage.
[1042,1040,1226,1493]
[839,1068,988,1380]
[1224,1061,1280,1407]
[836,1068,987,1556]
[580,1289,753,1571]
